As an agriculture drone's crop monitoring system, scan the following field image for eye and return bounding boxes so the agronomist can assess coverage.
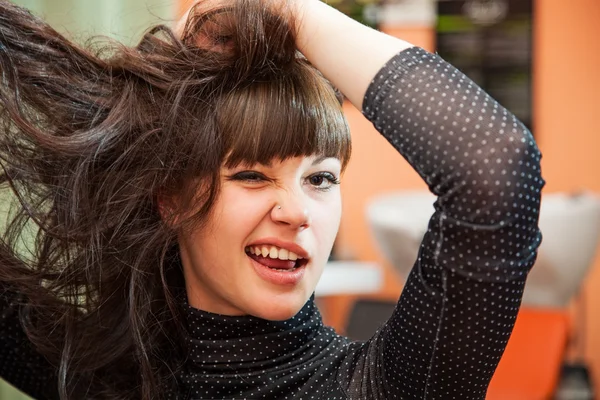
[306,172,340,191]
[229,171,269,184]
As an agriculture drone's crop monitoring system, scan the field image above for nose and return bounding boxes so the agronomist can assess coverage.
[271,192,310,230]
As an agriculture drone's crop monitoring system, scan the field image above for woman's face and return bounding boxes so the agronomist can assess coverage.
[178,155,342,320]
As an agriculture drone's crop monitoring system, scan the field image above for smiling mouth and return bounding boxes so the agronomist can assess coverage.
[245,246,308,271]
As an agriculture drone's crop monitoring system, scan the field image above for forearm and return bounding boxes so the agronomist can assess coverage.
[295,0,413,110]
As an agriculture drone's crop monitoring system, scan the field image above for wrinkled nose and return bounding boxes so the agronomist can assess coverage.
[270,193,311,230]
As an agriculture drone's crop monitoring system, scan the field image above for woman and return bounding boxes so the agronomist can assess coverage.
[0,0,543,399]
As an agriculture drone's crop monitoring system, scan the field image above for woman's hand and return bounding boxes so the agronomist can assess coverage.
[175,0,297,58]
[176,0,413,110]
[294,0,413,110]
[174,0,235,50]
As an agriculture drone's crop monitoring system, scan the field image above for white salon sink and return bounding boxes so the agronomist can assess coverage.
[367,190,600,308]
[316,261,383,297]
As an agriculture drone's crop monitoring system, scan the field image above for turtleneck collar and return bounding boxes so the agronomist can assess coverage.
[182,295,326,373]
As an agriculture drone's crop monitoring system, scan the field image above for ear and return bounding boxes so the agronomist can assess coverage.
[156,191,179,225]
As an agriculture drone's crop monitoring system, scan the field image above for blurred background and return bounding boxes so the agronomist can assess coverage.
[1,0,599,399]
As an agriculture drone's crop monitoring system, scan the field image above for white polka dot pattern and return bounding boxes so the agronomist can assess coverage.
[176,297,351,399]
[0,46,544,400]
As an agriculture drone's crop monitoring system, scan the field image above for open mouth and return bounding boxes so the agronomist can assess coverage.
[244,243,309,285]
[244,245,309,272]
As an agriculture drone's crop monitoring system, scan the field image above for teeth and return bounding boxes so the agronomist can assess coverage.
[269,247,278,258]
[278,248,289,260]
[246,245,302,261]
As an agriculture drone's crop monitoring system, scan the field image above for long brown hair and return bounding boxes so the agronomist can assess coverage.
[0,0,351,398]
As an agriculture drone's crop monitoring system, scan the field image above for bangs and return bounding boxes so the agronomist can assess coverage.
[216,64,351,169]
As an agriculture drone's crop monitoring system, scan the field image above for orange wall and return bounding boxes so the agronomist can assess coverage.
[534,0,600,387]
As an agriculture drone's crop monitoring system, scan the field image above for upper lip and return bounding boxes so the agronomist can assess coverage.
[247,238,310,259]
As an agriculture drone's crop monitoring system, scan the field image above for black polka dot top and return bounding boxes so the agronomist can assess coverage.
[0,47,544,399]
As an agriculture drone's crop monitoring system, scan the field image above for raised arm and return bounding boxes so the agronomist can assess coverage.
[294,0,413,109]
[295,1,544,399]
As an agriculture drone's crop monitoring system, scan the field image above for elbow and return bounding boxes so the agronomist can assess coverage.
[481,132,544,196]
[506,135,545,195]
[481,137,544,222]
[439,136,544,224]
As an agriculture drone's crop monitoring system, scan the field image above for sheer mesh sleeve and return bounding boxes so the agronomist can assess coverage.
[340,47,544,399]
[0,286,58,399]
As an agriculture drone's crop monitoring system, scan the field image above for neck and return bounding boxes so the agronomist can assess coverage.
[182,295,324,371]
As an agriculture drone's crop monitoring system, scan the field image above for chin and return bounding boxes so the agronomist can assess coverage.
[250,291,310,321]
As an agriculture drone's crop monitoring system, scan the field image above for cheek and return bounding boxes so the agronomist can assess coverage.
[186,189,271,277]
[213,188,271,239]
[310,195,342,252]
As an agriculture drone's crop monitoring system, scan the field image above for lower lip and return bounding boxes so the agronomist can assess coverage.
[249,256,306,286]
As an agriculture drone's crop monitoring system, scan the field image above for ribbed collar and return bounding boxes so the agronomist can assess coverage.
[182,296,325,373]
